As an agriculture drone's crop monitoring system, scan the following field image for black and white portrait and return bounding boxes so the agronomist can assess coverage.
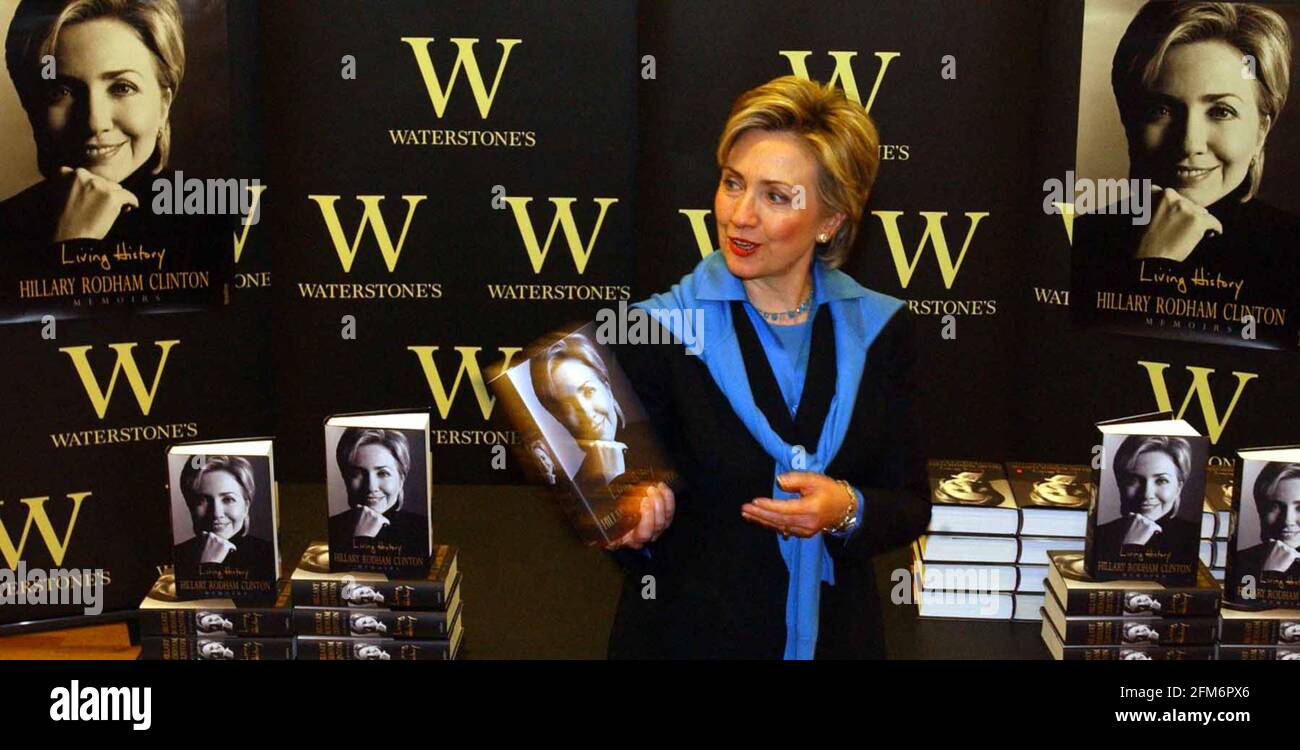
[326,426,429,557]
[348,612,388,636]
[500,323,678,543]
[1229,461,1300,590]
[1094,434,1206,560]
[0,0,236,322]
[194,610,233,635]
[1124,591,1163,615]
[197,638,234,660]
[352,642,390,661]
[931,469,1012,507]
[1027,473,1095,509]
[168,453,275,582]
[1121,621,1161,643]
[1070,0,1300,349]
[338,580,384,608]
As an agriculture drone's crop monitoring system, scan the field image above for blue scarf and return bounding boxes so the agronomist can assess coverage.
[636,252,903,658]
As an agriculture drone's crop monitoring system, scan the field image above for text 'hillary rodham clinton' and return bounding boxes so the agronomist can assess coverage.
[594,302,704,356]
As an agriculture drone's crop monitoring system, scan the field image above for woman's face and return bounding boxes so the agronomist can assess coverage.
[1260,478,1300,549]
[1128,39,1268,208]
[189,470,249,541]
[714,129,843,282]
[1119,450,1183,521]
[549,358,618,441]
[345,443,404,515]
[40,18,171,182]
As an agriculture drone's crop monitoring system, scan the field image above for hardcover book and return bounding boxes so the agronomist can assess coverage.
[1047,550,1220,618]
[1219,604,1300,645]
[1042,587,1216,646]
[1040,618,1213,660]
[1006,461,1093,538]
[140,636,294,661]
[1225,446,1300,609]
[489,322,678,545]
[1084,412,1208,584]
[324,411,433,577]
[138,571,291,637]
[916,533,1083,565]
[166,439,280,603]
[1217,645,1300,660]
[296,615,464,660]
[295,585,463,639]
[290,541,458,610]
[924,459,1018,535]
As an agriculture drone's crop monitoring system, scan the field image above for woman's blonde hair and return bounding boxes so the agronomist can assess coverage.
[716,75,881,268]
[1112,1,1291,202]
[5,0,186,176]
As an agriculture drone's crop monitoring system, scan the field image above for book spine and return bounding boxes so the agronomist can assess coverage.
[290,580,449,610]
[1061,617,1217,645]
[1083,451,1103,579]
[139,607,293,637]
[1217,645,1297,661]
[1064,587,1220,617]
[293,608,452,639]
[1058,645,1215,661]
[140,637,294,660]
[1218,618,1287,645]
[294,637,453,660]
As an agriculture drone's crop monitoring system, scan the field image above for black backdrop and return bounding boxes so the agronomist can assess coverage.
[1,0,1297,631]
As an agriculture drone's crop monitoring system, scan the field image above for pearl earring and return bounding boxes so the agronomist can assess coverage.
[817,232,830,244]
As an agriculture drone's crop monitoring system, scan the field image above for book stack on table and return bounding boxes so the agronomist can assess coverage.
[290,541,464,660]
[1040,551,1219,660]
[137,573,294,660]
[912,460,1090,621]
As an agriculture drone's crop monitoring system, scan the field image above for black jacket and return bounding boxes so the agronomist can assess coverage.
[607,305,929,659]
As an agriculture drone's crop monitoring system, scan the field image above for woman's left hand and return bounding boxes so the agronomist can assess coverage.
[741,472,854,538]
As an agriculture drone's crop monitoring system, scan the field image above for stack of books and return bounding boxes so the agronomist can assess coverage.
[1040,551,1219,659]
[290,541,465,660]
[137,571,294,660]
[1217,605,1300,660]
[912,460,1088,621]
[1200,463,1232,583]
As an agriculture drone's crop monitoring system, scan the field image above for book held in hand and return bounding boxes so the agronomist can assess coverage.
[1225,446,1300,608]
[925,459,1018,535]
[166,439,280,603]
[490,322,678,545]
[324,411,432,576]
[1084,412,1208,584]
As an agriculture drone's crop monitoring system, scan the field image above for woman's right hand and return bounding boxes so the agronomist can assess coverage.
[351,505,391,538]
[52,167,140,242]
[1263,540,1300,573]
[1120,513,1161,546]
[1133,186,1223,263]
[605,482,674,551]
[198,531,235,564]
